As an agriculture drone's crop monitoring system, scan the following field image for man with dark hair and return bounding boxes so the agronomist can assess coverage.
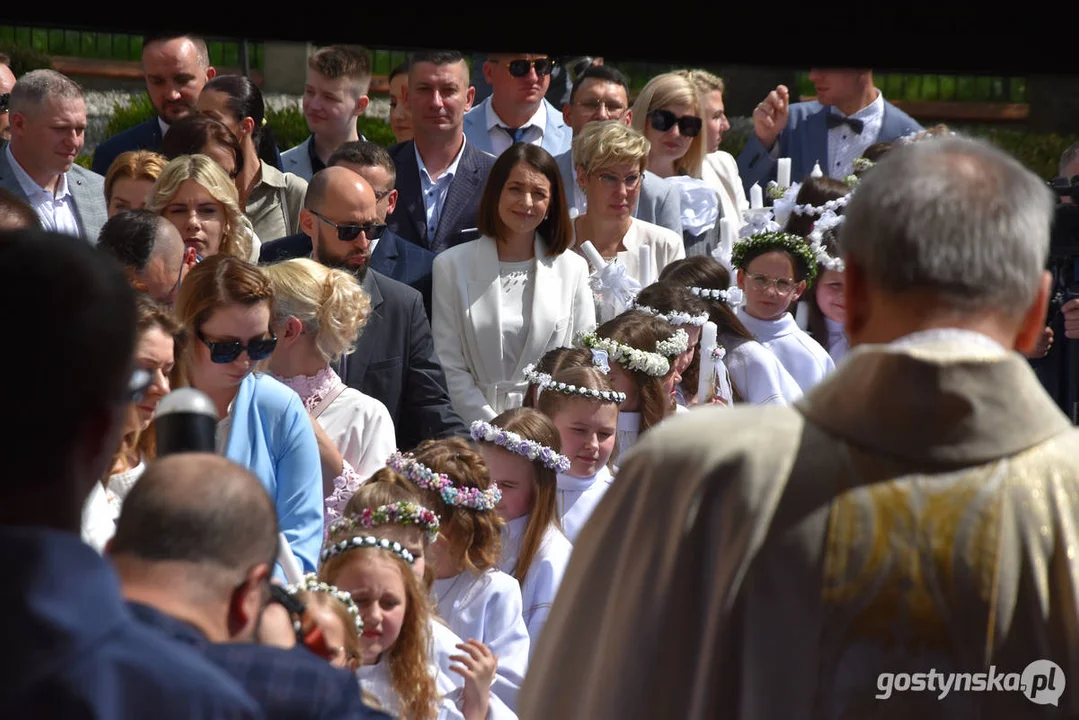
[110,453,388,719]
[386,49,495,254]
[97,208,197,306]
[0,229,262,718]
[554,63,682,235]
[0,185,41,230]
[282,45,372,181]
[91,33,217,176]
[261,140,434,313]
[0,51,16,144]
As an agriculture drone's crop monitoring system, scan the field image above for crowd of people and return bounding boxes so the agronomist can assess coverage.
[4,32,1079,719]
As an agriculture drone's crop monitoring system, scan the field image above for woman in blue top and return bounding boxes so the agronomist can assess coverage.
[175,254,324,572]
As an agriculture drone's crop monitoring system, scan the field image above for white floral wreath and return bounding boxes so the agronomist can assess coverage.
[689,286,744,308]
[807,209,847,273]
[522,364,627,404]
[470,420,571,473]
[654,328,690,357]
[790,193,851,218]
[285,572,363,635]
[320,534,416,566]
[577,332,670,377]
[633,303,709,327]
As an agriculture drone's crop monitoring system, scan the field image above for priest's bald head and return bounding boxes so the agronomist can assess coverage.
[839,135,1055,357]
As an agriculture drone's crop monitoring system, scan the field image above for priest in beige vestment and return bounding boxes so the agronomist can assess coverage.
[520,135,1079,719]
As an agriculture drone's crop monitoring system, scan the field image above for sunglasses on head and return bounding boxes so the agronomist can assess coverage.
[500,57,555,78]
[648,109,703,138]
[310,209,387,242]
[197,328,278,364]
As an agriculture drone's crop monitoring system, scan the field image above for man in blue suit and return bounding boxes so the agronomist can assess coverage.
[389,49,496,254]
[738,69,922,194]
[261,142,435,317]
[462,52,572,159]
[91,33,216,177]
[111,453,390,720]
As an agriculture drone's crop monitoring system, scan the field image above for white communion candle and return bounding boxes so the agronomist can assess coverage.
[696,321,718,403]
[720,217,736,250]
[750,183,763,209]
[810,161,823,178]
[277,532,304,584]
[580,240,607,273]
[777,158,792,188]
[638,244,652,287]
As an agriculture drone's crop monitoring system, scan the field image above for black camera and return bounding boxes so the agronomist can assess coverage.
[1038,176,1079,422]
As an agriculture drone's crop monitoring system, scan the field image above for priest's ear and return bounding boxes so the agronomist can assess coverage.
[1014,270,1053,355]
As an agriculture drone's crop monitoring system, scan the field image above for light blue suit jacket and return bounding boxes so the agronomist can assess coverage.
[463,97,572,158]
[737,98,923,194]
[223,372,324,575]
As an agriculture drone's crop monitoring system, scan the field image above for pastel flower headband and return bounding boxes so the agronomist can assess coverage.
[577,332,671,377]
[633,304,709,327]
[320,534,416,565]
[327,502,441,544]
[522,364,627,404]
[285,572,363,635]
[470,420,571,473]
[386,451,502,511]
[655,328,690,357]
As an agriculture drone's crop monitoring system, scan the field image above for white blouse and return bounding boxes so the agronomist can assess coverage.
[80,460,145,553]
[499,515,573,651]
[498,259,536,383]
[736,308,836,393]
[431,568,531,711]
[556,465,615,543]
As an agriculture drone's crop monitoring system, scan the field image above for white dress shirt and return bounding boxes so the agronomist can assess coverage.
[416,137,467,242]
[485,99,547,157]
[6,144,81,237]
[827,88,886,179]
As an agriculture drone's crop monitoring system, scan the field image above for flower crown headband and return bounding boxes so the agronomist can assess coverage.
[731,231,820,285]
[386,451,501,511]
[688,286,744,308]
[632,303,710,328]
[522,364,627,404]
[654,328,690,357]
[807,210,846,273]
[790,193,851,218]
[470,420,571,473]
[320,534,416,565]
[327,502,441,545]
[285,572,363,635]
[576,331,670,377]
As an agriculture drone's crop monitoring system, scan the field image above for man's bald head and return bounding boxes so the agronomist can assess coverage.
[110,453,278,576]
[0,187,41,231]
[0,58,17,143]
[301,166,380,280]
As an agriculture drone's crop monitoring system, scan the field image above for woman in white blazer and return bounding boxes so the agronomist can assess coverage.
[569,120,686,321]
[433,143,596,425]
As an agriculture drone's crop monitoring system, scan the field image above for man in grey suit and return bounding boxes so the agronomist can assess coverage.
[738,68,922,194]
[0,70,107,243]
[554,64,682,235]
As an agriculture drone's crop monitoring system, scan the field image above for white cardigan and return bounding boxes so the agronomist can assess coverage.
[433,234,596,424]
[701,150,749,232]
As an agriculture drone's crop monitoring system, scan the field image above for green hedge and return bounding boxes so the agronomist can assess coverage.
[0,42,52,75]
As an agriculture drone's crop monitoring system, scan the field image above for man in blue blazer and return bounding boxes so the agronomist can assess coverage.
[1,70,108,242]
[389,50,496,254]
[111,453,390,720]
[462,52,572,159]
[554,63,682,235]
[738,69,922,194]
[91,33,216,177]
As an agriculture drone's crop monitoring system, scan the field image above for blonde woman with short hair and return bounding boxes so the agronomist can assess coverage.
[145,154,261,262]
[631,72,723,257]
[263,258,396,522]
[571,120,685,321]
[677,69,749,234]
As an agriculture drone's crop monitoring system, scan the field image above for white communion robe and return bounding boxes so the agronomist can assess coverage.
[556,466,615,543]
[736,308,835,393]
[498,515,573,651]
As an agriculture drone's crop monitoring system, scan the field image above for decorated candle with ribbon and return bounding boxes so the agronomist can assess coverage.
[749,183,763,209]
[777,158,792,188]
[696,321,718,403]
[638,244,652,287]
[580,240,607,273]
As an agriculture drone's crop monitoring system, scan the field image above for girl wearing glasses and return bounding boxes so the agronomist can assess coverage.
[174,254,324,573]
[432,143,595,424]
[631,72,723,257]
[570,120,685,322]
[81,294,183,553]
[147,154,261,263]
[198,75,309,243]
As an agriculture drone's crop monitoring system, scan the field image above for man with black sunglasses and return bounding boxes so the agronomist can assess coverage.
[0,53,15,145]
[463,52,572,158]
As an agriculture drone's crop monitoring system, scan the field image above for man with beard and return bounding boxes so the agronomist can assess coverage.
[291,165,466,450]
[91,33,216,176]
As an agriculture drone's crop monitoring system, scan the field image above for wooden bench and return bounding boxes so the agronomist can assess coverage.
[799,95,1030,123]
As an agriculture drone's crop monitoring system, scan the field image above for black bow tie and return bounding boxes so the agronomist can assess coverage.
[827,114,864,134]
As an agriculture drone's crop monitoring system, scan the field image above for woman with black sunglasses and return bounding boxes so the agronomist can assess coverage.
[631,72,723,258]
[174,253,324,575]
